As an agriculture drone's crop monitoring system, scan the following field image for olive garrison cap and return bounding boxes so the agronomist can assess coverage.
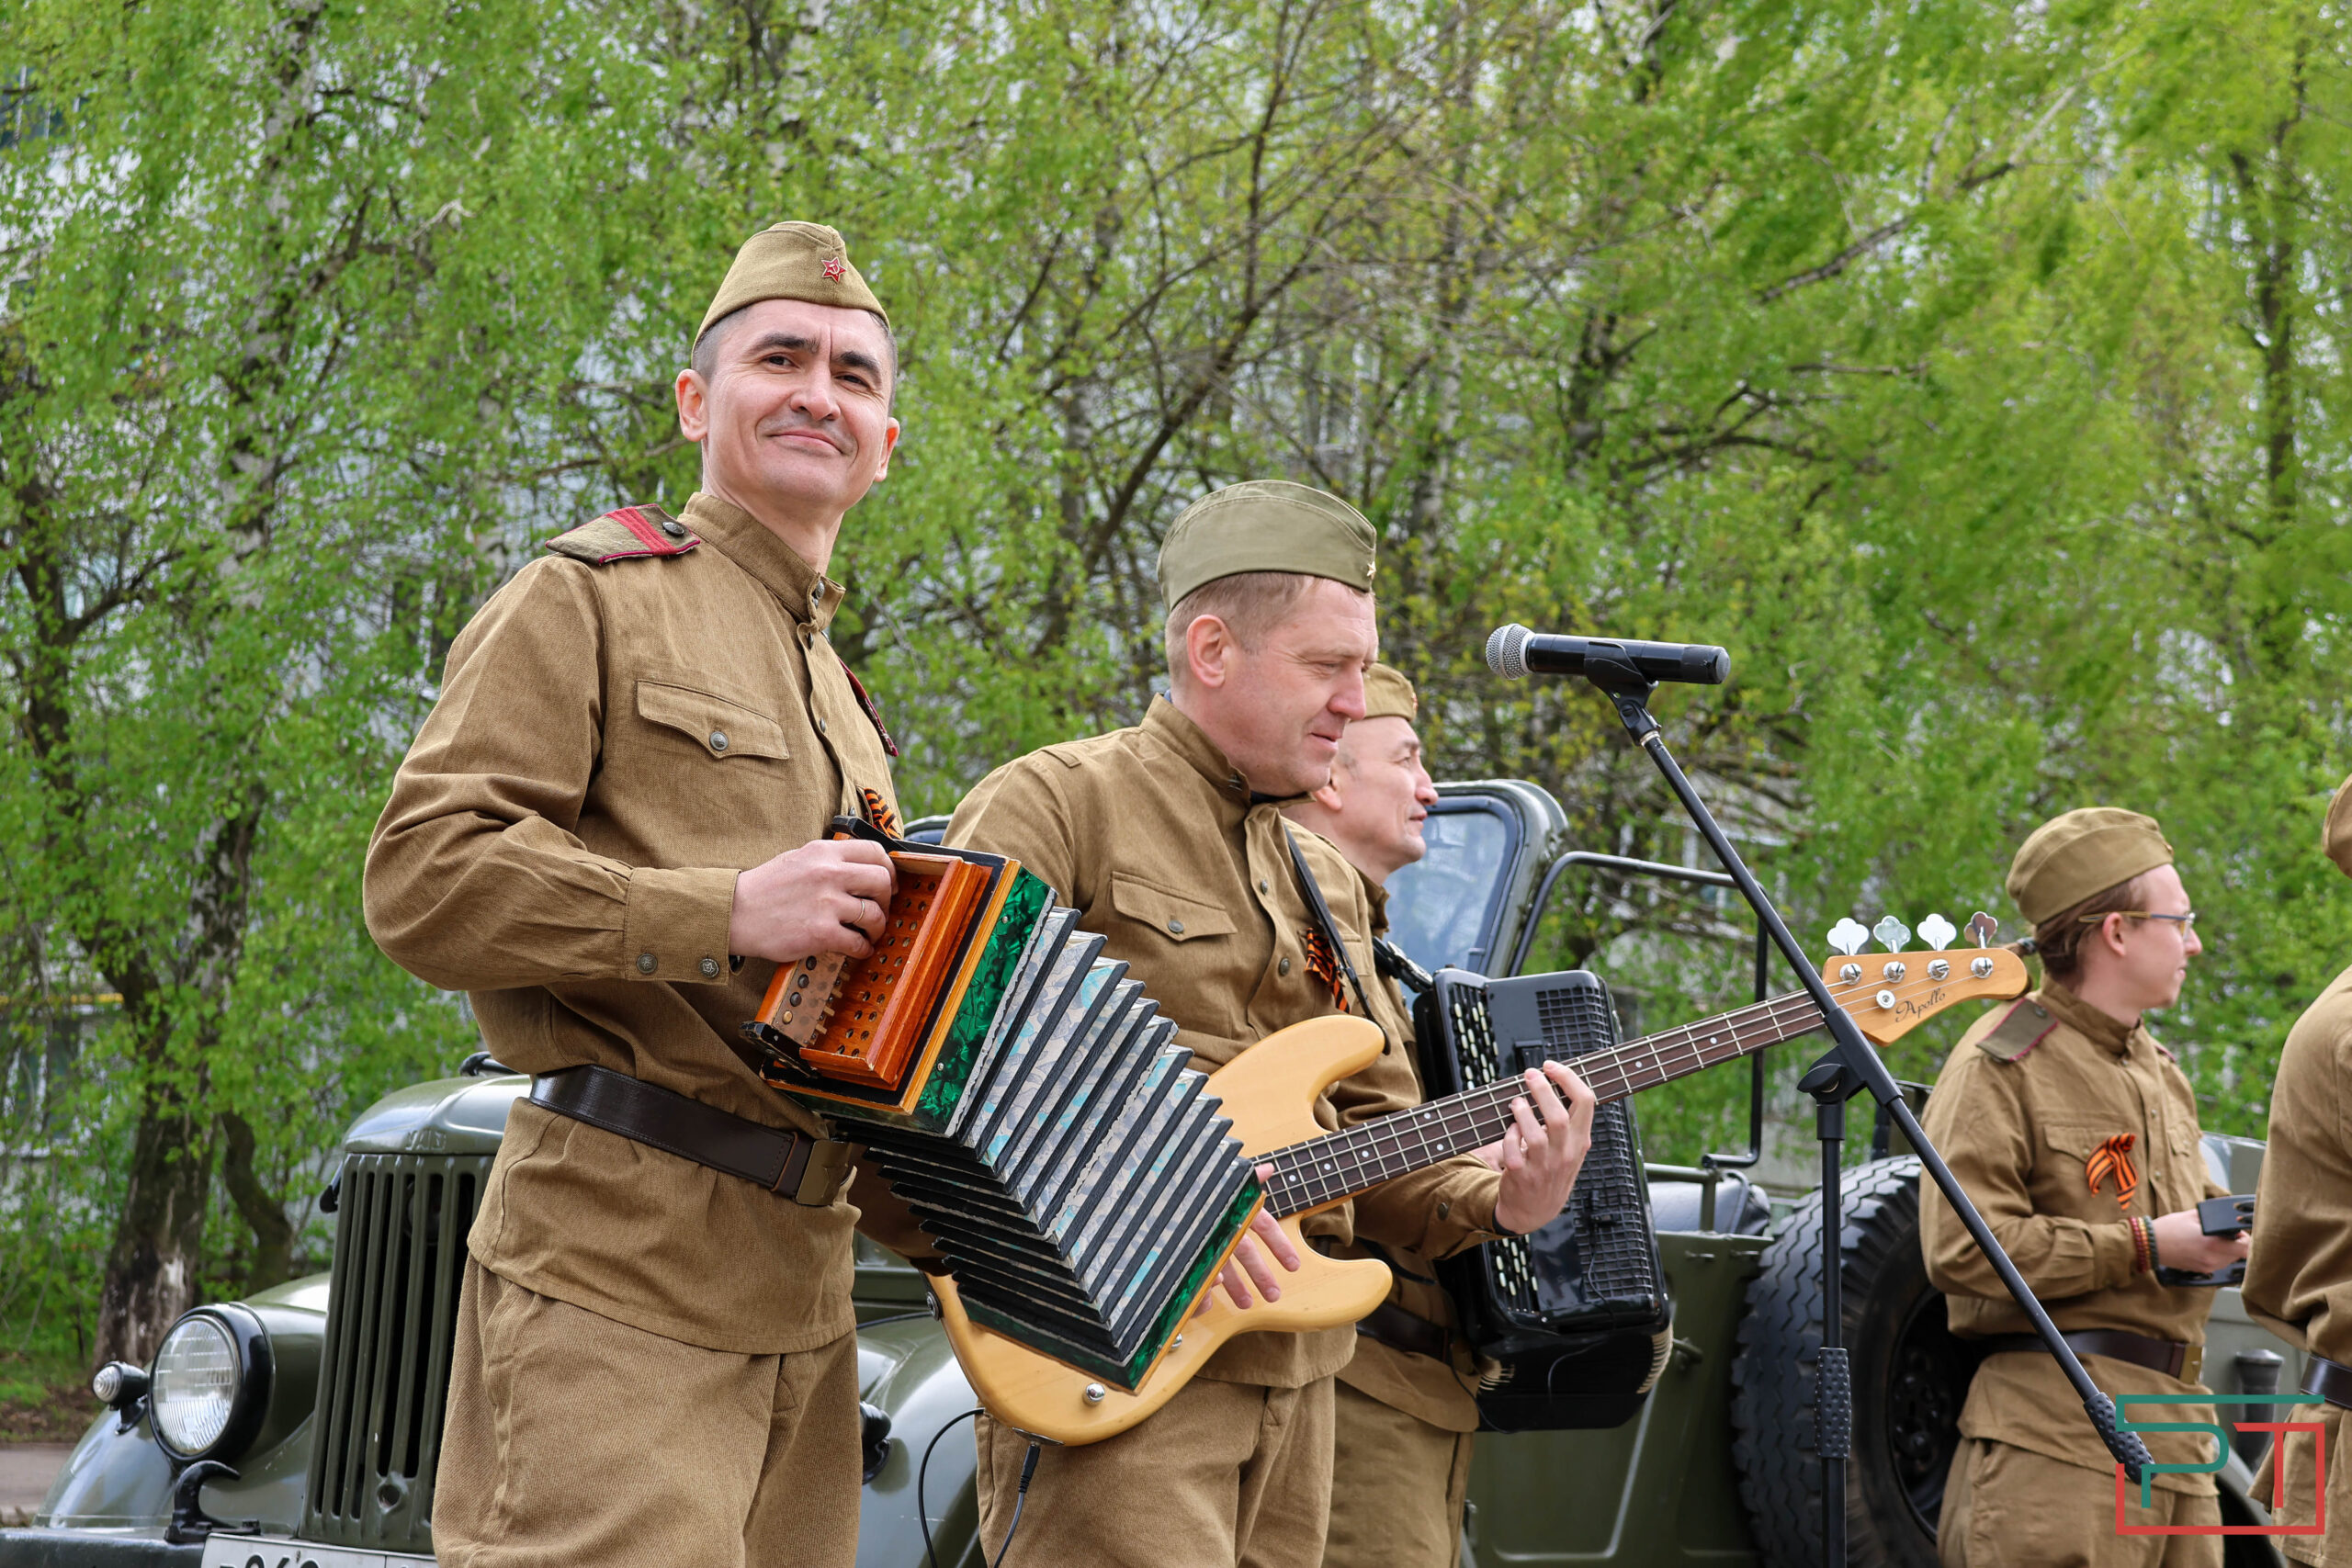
[2006,807,2175,926]
[696,221,888,342]
[1158,480,1378,610]
[2324,772,2352,879]
[1363,662,1418,723]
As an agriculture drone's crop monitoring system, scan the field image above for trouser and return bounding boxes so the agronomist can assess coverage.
[432,1259,860,1568]
[1320,1381,1472,1568]
[1938,1436,2222,1568]
[974,1373,1336,1568]
[2249,1401,2346,1567]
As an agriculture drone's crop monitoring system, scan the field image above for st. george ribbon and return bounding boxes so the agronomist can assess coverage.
[1484,624,1730,686]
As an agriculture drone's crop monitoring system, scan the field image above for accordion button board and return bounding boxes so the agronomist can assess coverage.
[1414,965,1674,1432]
[742,835,1261,1393]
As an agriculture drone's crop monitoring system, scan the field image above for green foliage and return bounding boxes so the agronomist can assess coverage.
[6,0,2352,1356]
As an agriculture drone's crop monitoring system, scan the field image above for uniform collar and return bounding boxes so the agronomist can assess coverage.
[1145,696,1253,804]
[2039,981,2138,1057]
[683,491,845,631]
[1362,873,1393,937]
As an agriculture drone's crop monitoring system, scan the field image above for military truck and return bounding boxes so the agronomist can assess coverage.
[0,779,2300,1568]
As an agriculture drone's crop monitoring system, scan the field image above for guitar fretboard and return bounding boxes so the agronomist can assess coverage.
[1259,987,1837,1217]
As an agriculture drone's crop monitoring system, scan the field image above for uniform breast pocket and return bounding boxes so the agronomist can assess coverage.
[634,681,790,764]
[1109,874,1238,946]
[2040,1117,2142,1210]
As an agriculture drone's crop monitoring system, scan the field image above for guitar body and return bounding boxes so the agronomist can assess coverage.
[932,1015,1396,1445]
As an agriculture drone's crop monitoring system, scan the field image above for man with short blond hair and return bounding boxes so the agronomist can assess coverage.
[368,221,909,1566]
[1283,664,1485,1568]
[1922,808,2245,1568]
[946,482,1596,1568]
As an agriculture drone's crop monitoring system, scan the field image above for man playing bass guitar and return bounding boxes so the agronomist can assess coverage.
[944,481,1596,1568]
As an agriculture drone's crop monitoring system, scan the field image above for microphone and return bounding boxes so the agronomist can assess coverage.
[1486,624,1730,686]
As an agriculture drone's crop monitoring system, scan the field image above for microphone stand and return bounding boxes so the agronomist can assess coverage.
[1570,655,2153,1568]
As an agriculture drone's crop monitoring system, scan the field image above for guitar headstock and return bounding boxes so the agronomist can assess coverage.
[1819,910,2030,1044]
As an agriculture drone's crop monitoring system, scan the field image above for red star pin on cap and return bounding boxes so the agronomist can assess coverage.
[823,257,845,282]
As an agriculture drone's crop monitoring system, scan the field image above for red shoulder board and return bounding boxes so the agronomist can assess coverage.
[544,504,699,565]
[841,664,899,758]
[1973,998,2056,1063]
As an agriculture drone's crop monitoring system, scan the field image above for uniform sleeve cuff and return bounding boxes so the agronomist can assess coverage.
[1440,1170,1511,1252]
[2093,1220,2140,1289]
[619,865,740,983]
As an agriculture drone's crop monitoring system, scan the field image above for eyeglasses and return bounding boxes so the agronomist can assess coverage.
[2077,910,2197,931]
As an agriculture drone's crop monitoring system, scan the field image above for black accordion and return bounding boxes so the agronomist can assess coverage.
[1413,967,1672,1431]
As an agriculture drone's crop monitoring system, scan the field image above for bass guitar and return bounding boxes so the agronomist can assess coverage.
[933,926,2028,1443]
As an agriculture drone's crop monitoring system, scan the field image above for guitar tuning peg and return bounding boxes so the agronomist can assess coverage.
[1967,911,2000,948]
[1917,913,1956,952]
[1873,915,1911,952]
[1826,917,1869,957]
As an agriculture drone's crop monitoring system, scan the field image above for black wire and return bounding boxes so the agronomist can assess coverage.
[918,1407,983,1568]
[992,1440,1044,1568]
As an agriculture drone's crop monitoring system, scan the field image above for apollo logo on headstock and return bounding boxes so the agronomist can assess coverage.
[1820,911,2028,1045]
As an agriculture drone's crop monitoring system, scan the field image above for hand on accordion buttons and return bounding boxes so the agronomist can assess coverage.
[727,839,899,964]
[1485,1061,1597,1237]
[1208,1170,1301,1311]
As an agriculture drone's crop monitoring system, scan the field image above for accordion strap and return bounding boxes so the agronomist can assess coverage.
[1283,826,1375,1032]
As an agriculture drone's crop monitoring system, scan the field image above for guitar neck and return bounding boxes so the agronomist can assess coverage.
[1260,987,1833,1218]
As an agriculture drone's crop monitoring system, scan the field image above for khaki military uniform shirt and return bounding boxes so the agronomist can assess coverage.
[1332,879,1484,1433]
[1919,982,2226,1493]
[944,697,1506,1390]
[2242,963,2352,1564]
[365,491,899,1356]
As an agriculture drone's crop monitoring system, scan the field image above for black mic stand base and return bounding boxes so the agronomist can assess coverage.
[1577,669,2154,1568]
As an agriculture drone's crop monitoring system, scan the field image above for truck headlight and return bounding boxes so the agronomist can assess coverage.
[149,1305,272,1463]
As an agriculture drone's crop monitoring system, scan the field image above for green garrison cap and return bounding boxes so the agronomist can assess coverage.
[2325,773,2352,879]
[697,222,888,342]
[2007,807,2175,926]
[1363,662,1418,722]
[1158,480,1377,610]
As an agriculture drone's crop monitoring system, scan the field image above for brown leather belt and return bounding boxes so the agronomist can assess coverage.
[530,1066,852,1207]
[1356,1301,1449,1361]
[1981,1329,2198,1382]
[2301,1353,2352,1411]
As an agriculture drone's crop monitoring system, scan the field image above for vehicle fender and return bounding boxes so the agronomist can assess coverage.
[38,1275,329,1535]
[855,1312,983,1568]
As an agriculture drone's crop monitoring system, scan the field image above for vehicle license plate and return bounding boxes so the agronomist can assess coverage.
[201,1536,426,1568]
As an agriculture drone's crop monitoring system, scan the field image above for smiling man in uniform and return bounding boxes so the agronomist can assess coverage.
[1921,808,2246,1568]
[367,222,909,1567]
[945,483,1597,1568]
[1282,664,1487,1568]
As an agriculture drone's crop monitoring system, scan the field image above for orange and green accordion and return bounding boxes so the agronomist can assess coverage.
[743,829,1259,1392]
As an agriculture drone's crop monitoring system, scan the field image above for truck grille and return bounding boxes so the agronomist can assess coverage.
[303,1152,490,1552]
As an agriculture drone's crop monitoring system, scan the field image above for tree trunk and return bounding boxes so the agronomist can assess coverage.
[93,1079,213,1369]
[219,1109,296,1292]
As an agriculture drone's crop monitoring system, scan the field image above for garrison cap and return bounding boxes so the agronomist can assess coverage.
[2325,773,2352,879]
[1158,480,1377,610]
[1363,662,1418,723]
[2006,807,2175,926]
[697,221,888,343]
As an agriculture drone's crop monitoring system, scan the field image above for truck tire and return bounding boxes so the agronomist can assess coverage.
[1729,1156,1969,1568]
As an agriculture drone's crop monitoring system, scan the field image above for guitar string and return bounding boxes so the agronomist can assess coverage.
[1260,958,2006,1215]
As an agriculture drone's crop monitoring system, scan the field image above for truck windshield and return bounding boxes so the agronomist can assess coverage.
[1385,797,1518,976]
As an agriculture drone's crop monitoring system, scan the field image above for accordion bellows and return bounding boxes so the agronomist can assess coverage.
[744,831,1260,1390]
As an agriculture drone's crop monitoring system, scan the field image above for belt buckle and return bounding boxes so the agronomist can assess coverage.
[794,1139,854,1206]
[2181,1344,2201,1385]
